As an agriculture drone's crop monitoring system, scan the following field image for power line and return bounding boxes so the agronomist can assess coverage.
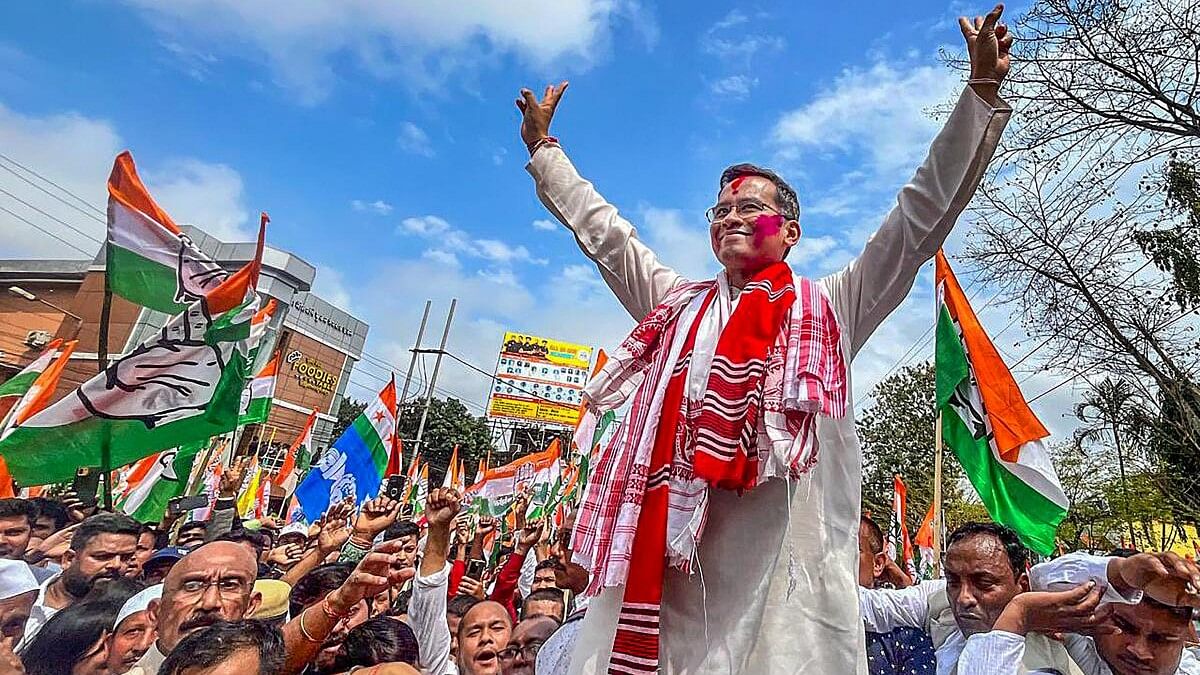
[0,186,104,244]
[0,152,106,219]
[0,204,95,256]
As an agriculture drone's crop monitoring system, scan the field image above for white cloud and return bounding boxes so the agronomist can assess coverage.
[311,262,353,312]
[123,0,656,103]
[399,215,452,236]
[637,206,720,280]
[400,214,546,267]
[491,147,508,166]
[0,102,251,258]
[708,75,757,100]
[147,159,251,242]
[531,219,558,232]
[772,60,960,177]
[397,122,435,158]
[351,199,393,215]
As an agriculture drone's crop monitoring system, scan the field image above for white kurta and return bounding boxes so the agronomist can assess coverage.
[526,87,1011,674]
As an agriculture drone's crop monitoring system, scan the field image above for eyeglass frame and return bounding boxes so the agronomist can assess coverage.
[705,198,785,224]
[497,639,546,662]
[176,576,253,598]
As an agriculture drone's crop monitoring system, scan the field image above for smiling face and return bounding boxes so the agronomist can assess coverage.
[943,533,1028,637]
[457,601,512,675]
[708,175,800,280]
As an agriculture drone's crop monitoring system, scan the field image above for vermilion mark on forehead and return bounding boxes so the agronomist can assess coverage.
[730,176,747,193]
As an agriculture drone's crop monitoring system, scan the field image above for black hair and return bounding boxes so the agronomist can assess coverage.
[178,521,208,533]
[522,588,566,621]
[535,558,566,573]
[28,498,69,532]
[159,620,284,675]
[947,522,1029,576]
[70,513,141,553]
[21,599,122,675]
[1107,548,1140,558]
[335,616,419,669]
[384,520,420,541]
[446,594,480,618]
[0,499,35,526]
[218,528,269,555]
[83,577,145,606]
[719,163,801,221]
[290,563,353,618]
[860,515,885,555]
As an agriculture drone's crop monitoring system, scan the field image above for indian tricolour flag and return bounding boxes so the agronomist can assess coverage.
[107,151,239,314]
[935,251,1069,554]
[239,352,279,426]
[119,439,207,523]
[0,221,268,486]
[0,340,78,436]
[465,442,562,518]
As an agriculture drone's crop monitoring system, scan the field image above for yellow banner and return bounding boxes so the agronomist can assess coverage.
[488,331,593,427]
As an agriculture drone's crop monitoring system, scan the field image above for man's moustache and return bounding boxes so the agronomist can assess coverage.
[179,612,223,632]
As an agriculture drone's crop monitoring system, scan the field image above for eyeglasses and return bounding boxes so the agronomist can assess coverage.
[177,577,251,598]
[705,199,781,224]
[498,641,544,662]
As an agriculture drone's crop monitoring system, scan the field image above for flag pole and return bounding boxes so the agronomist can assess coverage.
[414,299,456,453]
[932,411,944,576]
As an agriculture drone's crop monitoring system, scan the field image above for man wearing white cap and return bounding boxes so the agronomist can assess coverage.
[0,558,38,650]
[109,584,161,675]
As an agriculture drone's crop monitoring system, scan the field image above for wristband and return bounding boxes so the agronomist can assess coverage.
[527,136,559,156]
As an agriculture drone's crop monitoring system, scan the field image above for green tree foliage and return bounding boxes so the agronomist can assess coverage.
[396,397,495,485]
[858,361,964,533]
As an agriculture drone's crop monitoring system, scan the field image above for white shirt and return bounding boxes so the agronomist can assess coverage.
[409,562,457,675]
[16,573,61,652]
[1027,552,1198,675]
[533,86,1012,675]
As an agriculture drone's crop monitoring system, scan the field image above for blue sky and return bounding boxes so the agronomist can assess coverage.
[0,0,1087,437]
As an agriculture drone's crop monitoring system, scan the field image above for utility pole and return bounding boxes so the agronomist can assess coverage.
[414,299,456,453]
[399,300,432,415]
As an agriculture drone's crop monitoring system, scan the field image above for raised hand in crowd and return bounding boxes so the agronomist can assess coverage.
[349,495,402,549]
[421,488,461,577]
[992,582,1115,637]
[328,539,417,615]
[515,81,568,151]
[218,457,253,498]
[516,518,545,556]
[958,3,1013,104]
[318,500,355,556]
[266,542,306,568]
[1109,551,1200,607]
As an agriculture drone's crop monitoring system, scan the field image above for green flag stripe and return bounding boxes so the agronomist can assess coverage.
[239,397,271,425]
[941,405,1067,554]
[935,305,969,409]
[107,243,189,315]
[0,349,249,485]
[128,440,206,523]
[0,371,38,399]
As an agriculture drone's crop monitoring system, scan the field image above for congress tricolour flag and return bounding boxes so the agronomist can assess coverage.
[936,251,1069,554]
[107,151,234,314]
[295,377,395,521]
[239,352,278,426]
[0,222,267,486]
[119,439,207,523]
[1,340,78,436]
[0,339,63,420]
[274,409,317,494]
[441,446,460,490]
[465,443,562,518]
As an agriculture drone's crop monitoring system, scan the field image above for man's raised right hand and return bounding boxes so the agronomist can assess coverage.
[425,487,461,530]
[516,82,568,150]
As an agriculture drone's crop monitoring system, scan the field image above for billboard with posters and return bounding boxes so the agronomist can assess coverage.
[486,331,593,428]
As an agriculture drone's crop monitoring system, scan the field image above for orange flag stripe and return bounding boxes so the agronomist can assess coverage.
[935,251,1048,462]
[107,151,182,234]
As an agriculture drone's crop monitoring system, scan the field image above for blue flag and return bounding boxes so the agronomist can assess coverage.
[295,388,394,521]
